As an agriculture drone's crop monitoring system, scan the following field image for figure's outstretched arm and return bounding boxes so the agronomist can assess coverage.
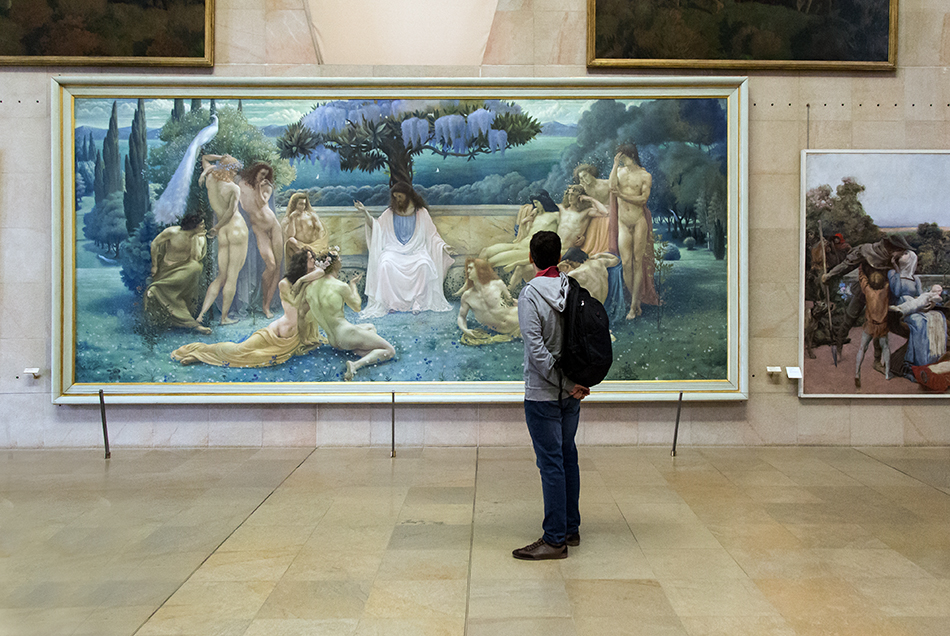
[581,195,608,217]
[353,201,375,229]
[200,154,223,172]
[292,267,326,294]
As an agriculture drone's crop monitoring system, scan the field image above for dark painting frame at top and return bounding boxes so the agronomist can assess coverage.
[588,0,897,71]
[0,0,213,67]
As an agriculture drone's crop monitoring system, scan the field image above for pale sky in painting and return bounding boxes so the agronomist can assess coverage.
[74,99,312,129]
[73,98,607,131]
[805,152,950,229]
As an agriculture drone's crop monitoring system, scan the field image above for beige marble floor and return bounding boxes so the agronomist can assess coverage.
[1,445,949,636]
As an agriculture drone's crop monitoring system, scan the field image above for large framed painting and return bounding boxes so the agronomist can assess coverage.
[52,76,748,404]
[800,151,950,398]
[0,0,213,66]
[588,0,897,70]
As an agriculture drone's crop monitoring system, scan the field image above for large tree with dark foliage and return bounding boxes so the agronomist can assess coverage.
[124,98,150,235]
[278,99,542,188]
[103,101,123,196]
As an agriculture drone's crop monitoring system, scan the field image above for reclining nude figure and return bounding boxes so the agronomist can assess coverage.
[171,249,322,367]
[456,258,520,343]
[302,252,396,381]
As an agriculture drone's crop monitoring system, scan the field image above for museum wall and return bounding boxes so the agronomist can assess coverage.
[1,0,949,448]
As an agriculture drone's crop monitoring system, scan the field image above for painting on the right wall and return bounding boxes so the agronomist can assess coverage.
[801,151,950,398]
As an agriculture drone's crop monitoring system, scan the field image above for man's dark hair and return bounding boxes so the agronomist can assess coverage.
[617,143,641,167]
[390,181,427,210]
[530,231,561,269]
[180,215,202,231]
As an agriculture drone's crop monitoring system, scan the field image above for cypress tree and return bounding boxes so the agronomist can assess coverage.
[124,99,150,234]
[103,101,122,195]
[94,149,105,206]
[190,99,202,112]
[172,99,185,121]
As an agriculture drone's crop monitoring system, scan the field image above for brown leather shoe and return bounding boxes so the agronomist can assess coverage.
[512,538,567,560]
[566,532,580,546]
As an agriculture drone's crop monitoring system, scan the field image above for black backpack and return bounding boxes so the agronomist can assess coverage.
[557,276,613,387]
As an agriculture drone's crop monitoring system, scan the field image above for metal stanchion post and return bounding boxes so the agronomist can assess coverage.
[671,391,683,458]
[99,389,111,459]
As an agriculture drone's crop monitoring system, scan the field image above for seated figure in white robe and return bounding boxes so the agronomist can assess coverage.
[353,182,454,319]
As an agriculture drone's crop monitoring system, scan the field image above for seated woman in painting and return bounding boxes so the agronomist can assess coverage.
[281,191,329,263]
[480,191,560,293]
[299,251,396,381]
[170,249,323,367]
[145,214,211,334]
[887,250,948,381]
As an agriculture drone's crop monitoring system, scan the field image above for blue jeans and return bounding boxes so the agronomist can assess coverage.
[524,398,581,545]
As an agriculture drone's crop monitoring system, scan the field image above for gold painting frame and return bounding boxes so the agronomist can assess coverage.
[52,75,748,404]
[0,0,213,67]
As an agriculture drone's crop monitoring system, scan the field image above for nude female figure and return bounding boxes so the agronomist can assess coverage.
[303,253,396,381]
[282,191,329,261]
[171,249,324,367]
[609,144,653,319]
[196,154,249,326]
[239,162,284,318]
[480,192,560,293]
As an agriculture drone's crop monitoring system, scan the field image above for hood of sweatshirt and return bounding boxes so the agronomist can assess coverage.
[527,273,569,312]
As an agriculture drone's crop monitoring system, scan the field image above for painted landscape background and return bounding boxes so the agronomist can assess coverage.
[71,94,731,386]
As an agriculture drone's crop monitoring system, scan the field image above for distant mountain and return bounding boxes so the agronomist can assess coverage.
[542,121,577,137]
[261,124,290,137]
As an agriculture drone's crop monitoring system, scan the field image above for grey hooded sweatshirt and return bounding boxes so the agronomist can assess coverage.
[517,272,577,401]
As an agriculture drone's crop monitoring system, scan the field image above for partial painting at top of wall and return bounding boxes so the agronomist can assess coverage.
[0,0,212,66]
[590,0,895,70]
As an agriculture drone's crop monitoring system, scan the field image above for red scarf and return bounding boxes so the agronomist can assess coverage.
[535,266,560,278]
